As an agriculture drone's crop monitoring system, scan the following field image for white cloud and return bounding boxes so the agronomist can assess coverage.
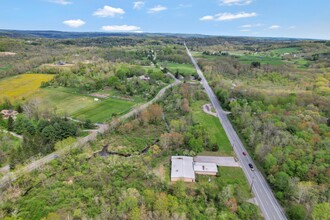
[177,4,192,9]
[201,12,257,21]
[240,29,251,32]
[133,1,144,10]
[220,0,253,6]
[49,0,72,5]
[63,19,85,28]
[200,15,214,21]
[289,26,296,29]
[93,5,125,17]
[216,12,257,21]
[241,23,262,28]
[148,5,167,14]
[101,25,141,32]
[269,25,280,29]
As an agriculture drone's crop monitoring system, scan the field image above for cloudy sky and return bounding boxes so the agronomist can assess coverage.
[1,0,330,39]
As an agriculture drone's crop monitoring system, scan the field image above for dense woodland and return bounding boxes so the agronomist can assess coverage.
[0,34,329,219]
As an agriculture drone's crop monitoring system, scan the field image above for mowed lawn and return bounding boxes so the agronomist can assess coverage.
[37,87,136,123]
[0,74,54,102]
[71,98,135,122]
[192,100,233,156]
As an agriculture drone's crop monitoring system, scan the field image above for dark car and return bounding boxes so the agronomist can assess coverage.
[242,152,247,156]
[248,163,254,171]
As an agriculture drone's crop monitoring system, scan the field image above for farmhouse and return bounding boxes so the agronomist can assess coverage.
[171,156,195,182]
[1,109,18,119]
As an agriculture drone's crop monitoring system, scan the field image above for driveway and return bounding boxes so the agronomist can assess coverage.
[194,156,240,167]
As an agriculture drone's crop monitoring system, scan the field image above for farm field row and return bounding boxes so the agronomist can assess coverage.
[0,74,54,102]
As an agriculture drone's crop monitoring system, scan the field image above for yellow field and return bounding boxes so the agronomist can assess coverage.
[0,74,54,103]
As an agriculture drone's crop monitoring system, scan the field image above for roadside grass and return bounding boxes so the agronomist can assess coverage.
[0,74,54,103]
[238,55,284,66]
[161,62,197,76]
[218,167,252,198]
[192,100,233,156]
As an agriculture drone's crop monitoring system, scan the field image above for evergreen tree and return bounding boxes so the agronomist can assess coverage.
[7,116,14,131]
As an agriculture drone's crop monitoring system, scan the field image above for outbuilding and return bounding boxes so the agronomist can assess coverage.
[171,156,195,182]
[193,162,218,175]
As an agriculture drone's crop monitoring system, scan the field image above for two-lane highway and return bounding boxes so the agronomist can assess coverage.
[185,43,287,220]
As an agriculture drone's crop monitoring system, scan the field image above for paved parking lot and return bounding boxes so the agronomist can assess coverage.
[194,156,240,167]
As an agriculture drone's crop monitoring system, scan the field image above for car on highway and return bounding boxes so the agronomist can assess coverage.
[248,163,254,171]
[242,151,247,156]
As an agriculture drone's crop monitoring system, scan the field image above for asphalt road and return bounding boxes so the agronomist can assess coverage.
[185,43,287,220]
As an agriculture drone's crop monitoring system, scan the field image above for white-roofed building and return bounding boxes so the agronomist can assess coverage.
[194,162,218,176]
[171,156,195,182]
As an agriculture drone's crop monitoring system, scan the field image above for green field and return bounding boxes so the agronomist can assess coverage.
[269,47,301,55]
[36,87,136,123]
[161,62,197,76]
[0,65,11,71]
[71,98,135,122]
[238,55,284,65]
[192,100,232,155]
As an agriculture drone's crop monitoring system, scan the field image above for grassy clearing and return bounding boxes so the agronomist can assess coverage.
[105,124,166,154]
[192,100,233,156]
[269,47,301,55]
[161,62,197,76]
[36,87,136,122]
[238,55,284,65]
[36,87,96,115]
[0,74,54,103]
[71,98,135,122]
[294,59,310,68]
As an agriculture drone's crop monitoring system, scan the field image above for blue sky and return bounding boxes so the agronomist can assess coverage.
[1,0,330,39]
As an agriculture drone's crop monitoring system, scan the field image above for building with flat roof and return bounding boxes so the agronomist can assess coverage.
[194,162,218,175]
[171,156,195,182]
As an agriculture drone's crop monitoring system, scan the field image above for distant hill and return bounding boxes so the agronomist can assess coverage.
[0,29,210,39]
[0,29,320,42]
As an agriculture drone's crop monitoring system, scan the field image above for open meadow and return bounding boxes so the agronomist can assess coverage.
[35,87,137,123]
